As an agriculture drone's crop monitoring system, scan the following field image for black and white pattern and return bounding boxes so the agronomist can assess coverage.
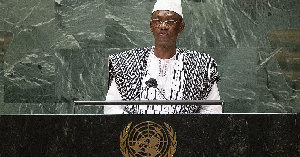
[108,47,220,114]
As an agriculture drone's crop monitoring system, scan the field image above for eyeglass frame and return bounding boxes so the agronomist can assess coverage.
[150,19,180,26]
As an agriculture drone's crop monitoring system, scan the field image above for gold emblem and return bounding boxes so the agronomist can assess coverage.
[120,121,177,157]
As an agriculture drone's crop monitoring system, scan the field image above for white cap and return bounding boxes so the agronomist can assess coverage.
[152,0,183,18]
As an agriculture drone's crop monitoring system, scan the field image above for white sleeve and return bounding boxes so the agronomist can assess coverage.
[104,78,124,114]
[206,82,220,100]
[200,82,223,114]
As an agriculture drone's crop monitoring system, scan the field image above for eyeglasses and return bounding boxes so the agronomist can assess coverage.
[150,19,179,26]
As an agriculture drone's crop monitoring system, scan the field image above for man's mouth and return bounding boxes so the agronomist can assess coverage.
[159,32,168,36]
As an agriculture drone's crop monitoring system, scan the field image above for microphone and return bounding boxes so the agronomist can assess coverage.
[145,78,167,100]
[145,78,158,88]
[132,78,158,100]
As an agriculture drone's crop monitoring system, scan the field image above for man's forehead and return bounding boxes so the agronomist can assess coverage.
[152,10,180,18]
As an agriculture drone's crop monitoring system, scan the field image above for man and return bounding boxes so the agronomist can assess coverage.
[105,0,221,114]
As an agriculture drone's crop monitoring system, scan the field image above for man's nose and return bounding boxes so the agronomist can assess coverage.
[159,22,169,30]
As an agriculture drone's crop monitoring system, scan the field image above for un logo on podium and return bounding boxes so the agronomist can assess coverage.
[120,121,177,157]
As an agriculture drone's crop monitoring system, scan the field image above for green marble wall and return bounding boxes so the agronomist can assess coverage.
[0,0,299,114]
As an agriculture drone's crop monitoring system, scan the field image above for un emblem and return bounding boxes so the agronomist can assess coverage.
[120,121,177,157]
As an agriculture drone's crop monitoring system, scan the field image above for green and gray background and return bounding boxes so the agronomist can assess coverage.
[0,0,299,114]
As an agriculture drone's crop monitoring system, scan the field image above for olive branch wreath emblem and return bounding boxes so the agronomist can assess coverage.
[120,121,177,157]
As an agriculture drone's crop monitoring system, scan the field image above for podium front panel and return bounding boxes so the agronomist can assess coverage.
[0,114,298,156]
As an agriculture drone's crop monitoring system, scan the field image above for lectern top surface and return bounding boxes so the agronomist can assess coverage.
[74,100,224,106]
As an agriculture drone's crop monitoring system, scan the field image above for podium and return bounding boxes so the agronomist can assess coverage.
[74,100,224,106]
[0,101,298,156]
[75,100,224,113]
[75,100,224,115]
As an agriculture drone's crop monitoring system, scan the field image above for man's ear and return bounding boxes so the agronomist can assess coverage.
[150,21,154,32]
[179,21,185,33]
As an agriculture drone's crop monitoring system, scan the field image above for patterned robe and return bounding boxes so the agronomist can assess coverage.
[108,46,220,114]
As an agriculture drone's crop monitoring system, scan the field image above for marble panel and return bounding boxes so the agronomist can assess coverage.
[256,0,300,47]
[104,0,155,49]
[4,50,55,103]
[53,0,107,114]
[267,30,300,90]
[0,103,56,114]
[0,1,4,30]
[2,0,56,103]
[55,48,108,101]
[55,48,108,113]
[0,63,3,105]
[213,46,300,113]
[54,0,106,49]
[0,102,76,114]
[202,0,259,48]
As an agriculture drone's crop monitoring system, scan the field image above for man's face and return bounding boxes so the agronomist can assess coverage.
[150,10,185,47]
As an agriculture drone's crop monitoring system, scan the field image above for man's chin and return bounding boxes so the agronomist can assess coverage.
[156,40,173,47]
[157,43,172,47]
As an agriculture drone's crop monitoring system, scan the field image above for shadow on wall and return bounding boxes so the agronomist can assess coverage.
[267,29,300,90]
[0,31,13,62]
